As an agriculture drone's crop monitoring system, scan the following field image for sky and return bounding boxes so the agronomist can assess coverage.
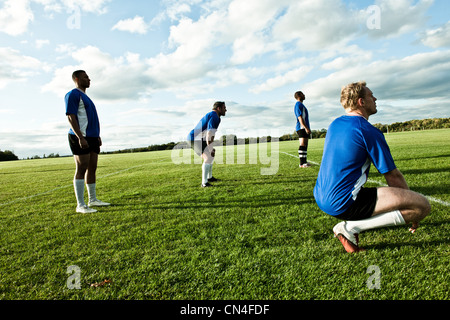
[0,0,449,159]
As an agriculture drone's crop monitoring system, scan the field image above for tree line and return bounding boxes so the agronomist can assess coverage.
[100,117,450,154]
[372,118,450,133]
[1,118,448,161]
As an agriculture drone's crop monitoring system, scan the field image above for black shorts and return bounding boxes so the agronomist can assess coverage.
[68,134,101,155]
[297,129,310,139]
[187,139,208,156]
[334,187,378,221]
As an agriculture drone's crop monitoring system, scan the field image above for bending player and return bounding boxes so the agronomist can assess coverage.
[187,102,227,187]
[313,82,430,253]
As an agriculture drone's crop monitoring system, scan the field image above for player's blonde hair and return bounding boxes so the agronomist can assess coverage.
[340,81,367,111]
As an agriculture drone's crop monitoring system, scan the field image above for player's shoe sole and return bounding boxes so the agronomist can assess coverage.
[333,222,365,253]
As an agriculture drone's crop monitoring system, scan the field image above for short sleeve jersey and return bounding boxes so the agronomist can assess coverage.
[294,101,309,131]
[313,115,396,216]
[65,89,100,138]
[188,111,221,141]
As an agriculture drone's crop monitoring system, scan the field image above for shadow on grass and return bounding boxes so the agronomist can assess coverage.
[364,238,449,251]
[362,220,450,251]
[117,194,315,210]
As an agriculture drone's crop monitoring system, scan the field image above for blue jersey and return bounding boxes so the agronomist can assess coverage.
[65,89,100,138]
[313,115,396,216]
[188,111,221,141]
[294,101,309,131]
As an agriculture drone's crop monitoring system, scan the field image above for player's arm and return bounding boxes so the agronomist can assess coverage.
[383,168,409,189]
[67,114,89,149]
[206,130,215,145]
[206,130,216,157]
[298,116,311,134]
[383,168,423,233]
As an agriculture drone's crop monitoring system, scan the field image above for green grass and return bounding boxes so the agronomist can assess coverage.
[0,129,449,300]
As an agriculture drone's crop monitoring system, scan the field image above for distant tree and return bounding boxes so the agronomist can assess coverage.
[0,150,19,161]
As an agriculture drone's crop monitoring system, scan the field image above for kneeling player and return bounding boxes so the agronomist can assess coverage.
[313,82,430,253]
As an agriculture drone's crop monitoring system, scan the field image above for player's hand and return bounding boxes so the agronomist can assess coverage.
[79,137,89,149]
[211,148,216,157]
[409,222,419,233]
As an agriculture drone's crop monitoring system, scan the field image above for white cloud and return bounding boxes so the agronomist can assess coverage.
[366,0,434,39]
[251,66,313,94]
[420,21,450,48]
[35,0,111,14]
[43,46,156,101]
[302,49,450,102]
[112,16,149,34]
[272,0,360,51]
[35,39,50,49]
[61,0,110,14]
[0,47,48,88]
[0,0,34,36]
[0,0,110,36]
[145,12,225,87]
[321,47,373,70]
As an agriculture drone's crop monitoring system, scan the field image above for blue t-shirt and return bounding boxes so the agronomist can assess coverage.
[65,89,100,138]
[294,101,309,131]
[313,115,396,216]
[188,111,221,141]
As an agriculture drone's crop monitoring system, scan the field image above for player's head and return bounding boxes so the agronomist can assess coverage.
[294,91,305,101]
[340,81,367,111]
[72,70,90,89]
[212,101,227,116]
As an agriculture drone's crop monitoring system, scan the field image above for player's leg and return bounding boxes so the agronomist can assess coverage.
[201,149,214,187]
[298,130,310,167]
[86,151,110,207]
[343,187,430,236]
[373,187,431,230]
[299,138,308,163]
[73,154,97,213]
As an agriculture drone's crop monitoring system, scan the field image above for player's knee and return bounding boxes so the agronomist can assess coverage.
[421,196,431,218]
[414,193,431,220]
[76,164,88,175]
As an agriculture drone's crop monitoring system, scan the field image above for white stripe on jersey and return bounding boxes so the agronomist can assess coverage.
[352,157,371,200]
[77,98,88,137]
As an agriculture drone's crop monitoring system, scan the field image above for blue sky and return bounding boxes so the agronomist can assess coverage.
[0,0,449,158]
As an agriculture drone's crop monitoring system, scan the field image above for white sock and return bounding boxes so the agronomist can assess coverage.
[207,163,213,179]
[202,163,211,185]
[74,179,85,207]
[346,210,406,234]
[87,183,96,202]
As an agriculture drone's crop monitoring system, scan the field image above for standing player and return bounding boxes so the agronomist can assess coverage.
[313,81,430,253]
[187,102,227,187]
[65,70,110,213]
[294,91,311,167]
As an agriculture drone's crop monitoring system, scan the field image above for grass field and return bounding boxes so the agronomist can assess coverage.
[0,129,448,300]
